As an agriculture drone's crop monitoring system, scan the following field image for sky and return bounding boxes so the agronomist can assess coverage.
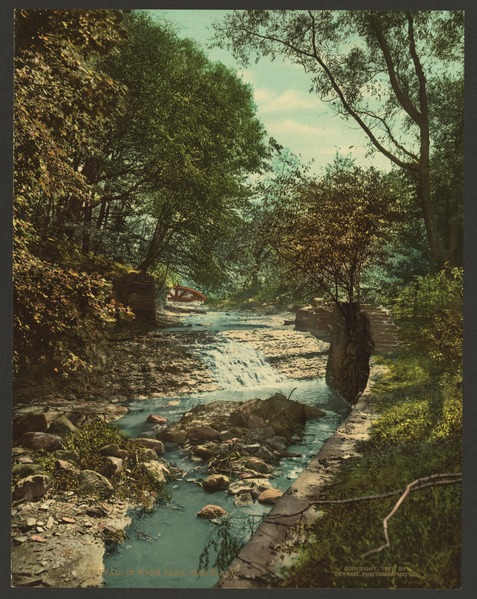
[147,9,393,176]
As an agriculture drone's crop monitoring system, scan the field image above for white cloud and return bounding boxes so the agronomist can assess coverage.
[253,87,275,105]
[269,118,335,139]
[259,89,319,114]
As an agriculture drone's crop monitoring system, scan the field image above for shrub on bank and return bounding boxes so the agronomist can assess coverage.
[17,419,171,508]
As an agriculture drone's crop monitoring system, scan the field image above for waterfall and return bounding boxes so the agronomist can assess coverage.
[202,334,286,388]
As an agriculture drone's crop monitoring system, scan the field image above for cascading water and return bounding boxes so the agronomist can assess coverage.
[202,334,286,388]
[104,311,349,589]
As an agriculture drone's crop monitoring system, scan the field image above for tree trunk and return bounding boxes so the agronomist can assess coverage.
[82,202,92,254]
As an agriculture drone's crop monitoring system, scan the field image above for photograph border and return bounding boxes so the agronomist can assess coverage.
[1,0,475,597]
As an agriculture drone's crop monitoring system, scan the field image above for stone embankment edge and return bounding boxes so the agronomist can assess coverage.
[217,361,386,588]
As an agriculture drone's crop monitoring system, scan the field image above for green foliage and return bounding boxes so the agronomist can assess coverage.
[13,10,133,382]
[62,419,128,468]
[211,145,310,301]
[369,398,432,448]
[360,170,435,304]
[267,164,399,306]
[368,377,461,450]
[13,249,133,378]
[92,11,268,283]
[281,351,462,588]
[284,485,461,588]
[392,267,463,374]
[215,10,464,268]
[45,418,172,506]
[14,9,126,253]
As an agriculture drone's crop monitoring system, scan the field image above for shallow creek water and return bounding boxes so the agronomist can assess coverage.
[104,310,349,588]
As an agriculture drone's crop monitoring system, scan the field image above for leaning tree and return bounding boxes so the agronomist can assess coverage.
[214,10,464,269]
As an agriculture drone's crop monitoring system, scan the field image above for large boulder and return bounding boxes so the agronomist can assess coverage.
[48,415,78,438]
[179,400,238,432]
[114,271,157,323]
[129,438,165,456]
[13,413,53,438]
[13,474,50,501]
[258,394,306,425]
[255,446,276,463]
[139,460,168,485]
[242,456,274,475]
[139,448,161,461]
[228,411,266,429]
[228,394,307,440]
[78,470,114,498]
[192,445,217,460]
[98,444,129,459]
[19,432,64,452]
[197,505,227,519]
[257,488,283,504]
[202,474,230,493]
[188,426,220,443]
[159,429,187,444]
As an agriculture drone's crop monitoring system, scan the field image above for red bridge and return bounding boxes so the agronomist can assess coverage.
[166,285,207,303]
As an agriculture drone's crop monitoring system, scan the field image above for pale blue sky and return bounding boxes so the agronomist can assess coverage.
[147,9,392,175]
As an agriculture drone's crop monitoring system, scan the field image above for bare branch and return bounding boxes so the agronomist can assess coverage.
[370,13,422,125]
[263,473,461,525]
[306,12,418,172]
[361,473,462,558]
[232,16,418,172]
[355,108,419,160]
[406,11,429,123]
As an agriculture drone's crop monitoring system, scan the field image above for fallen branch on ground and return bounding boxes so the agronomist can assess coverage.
[361,472,462,558]
[262,472,461,523]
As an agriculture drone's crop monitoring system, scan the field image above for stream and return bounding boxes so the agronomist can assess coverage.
[103,309,349,588]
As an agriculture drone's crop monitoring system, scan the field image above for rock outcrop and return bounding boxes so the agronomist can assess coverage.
[113,271,157,324]
[326,302,374,406]
[13,474,50,501]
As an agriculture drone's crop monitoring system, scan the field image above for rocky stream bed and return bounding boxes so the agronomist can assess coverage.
[11,307,381,588]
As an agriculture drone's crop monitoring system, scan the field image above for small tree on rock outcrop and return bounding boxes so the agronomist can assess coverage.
[267,163,399,403]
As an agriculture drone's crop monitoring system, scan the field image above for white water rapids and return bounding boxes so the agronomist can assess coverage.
[202,334,286,388]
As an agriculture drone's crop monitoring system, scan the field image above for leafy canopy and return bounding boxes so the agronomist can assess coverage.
[265,162,399,306]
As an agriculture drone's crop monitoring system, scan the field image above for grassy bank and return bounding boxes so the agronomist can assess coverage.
[281,352,462,589]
